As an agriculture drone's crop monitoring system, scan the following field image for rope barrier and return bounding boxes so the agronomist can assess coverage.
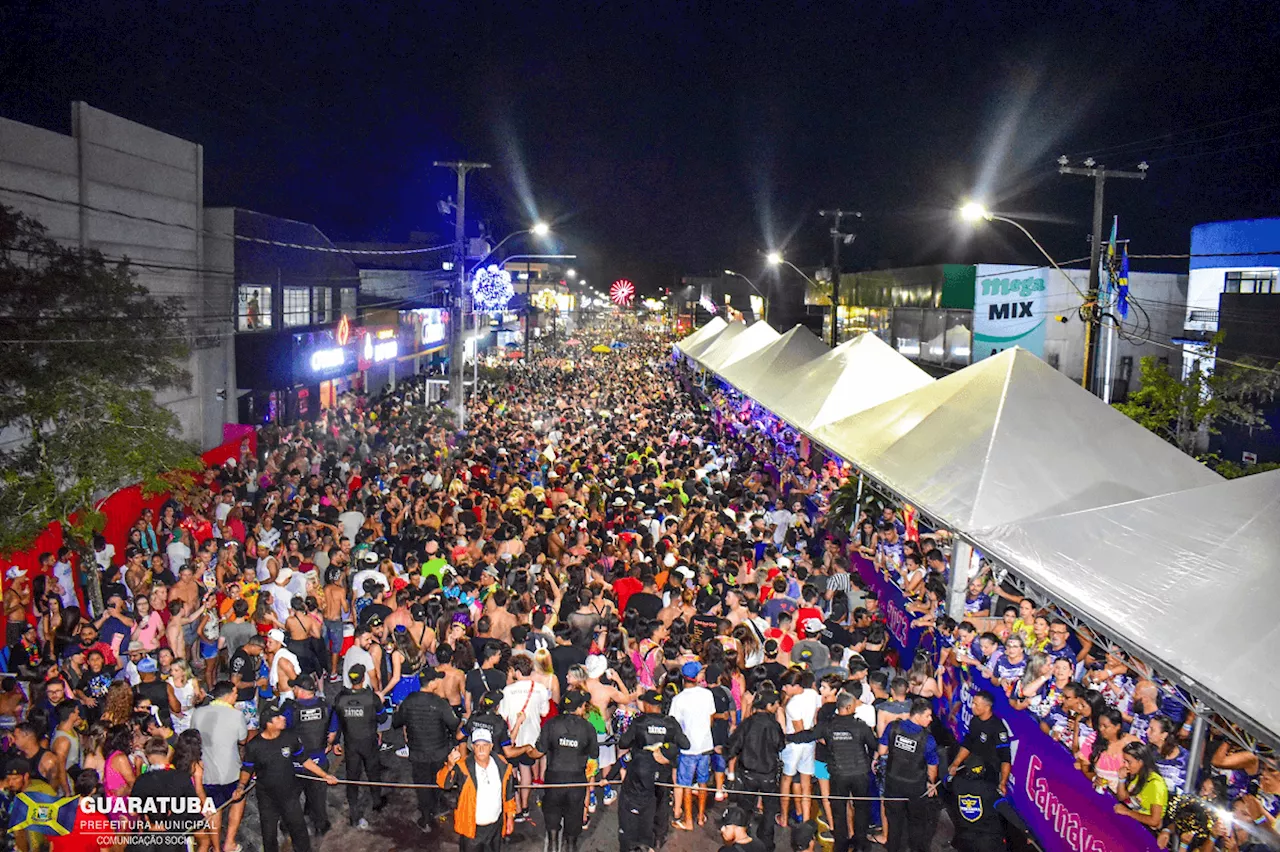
[292,771,916,801]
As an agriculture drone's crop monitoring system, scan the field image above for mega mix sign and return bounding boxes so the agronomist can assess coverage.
[972,264,1048,361]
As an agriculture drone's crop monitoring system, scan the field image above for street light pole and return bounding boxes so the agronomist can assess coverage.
[724,269,769,323]
[1058,158,1148,394]
[818,210,860,345]
[433,160,490,430]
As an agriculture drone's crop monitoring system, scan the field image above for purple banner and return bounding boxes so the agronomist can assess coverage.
[938,666,1161,852]
[851,554,934,662]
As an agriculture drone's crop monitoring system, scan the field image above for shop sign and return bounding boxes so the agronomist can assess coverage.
[358,327,399,369]
[973,264,1048,360]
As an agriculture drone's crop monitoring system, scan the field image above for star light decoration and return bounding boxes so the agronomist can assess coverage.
[610,278,636,307]
[470,264,515,312]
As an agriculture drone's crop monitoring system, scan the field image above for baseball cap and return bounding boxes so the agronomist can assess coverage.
[347,663,367,683]
[638,689,663,705]
[680,661,702,680]
[471,728,493,744]
[791,822,818,851]
[4,566,27,580]
[136,657,158,674]
[717,806,749,829]
[803,618,825,635]
[275,568,293,585]
[559,691,588,713]
[294,673,318,693]
[3,757,31,778]
[267,628,286,644]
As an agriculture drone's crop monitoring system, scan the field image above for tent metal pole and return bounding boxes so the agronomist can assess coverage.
[1183,706,1209,795]
[947,539,973,618]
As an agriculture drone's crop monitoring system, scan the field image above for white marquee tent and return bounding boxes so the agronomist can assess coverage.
[672,316,726,357]
[695,320,779,373]
[718,325,829,396]
[810,347,1221,531]
[769,332,934,433]
[975,469,1280,743]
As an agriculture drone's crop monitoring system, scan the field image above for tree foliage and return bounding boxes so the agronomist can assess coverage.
[1113,348,1280,463]
[0,204,201,561]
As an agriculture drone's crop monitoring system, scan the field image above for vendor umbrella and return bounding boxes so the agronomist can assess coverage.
[610,341,627,349]
[505,341,521,348]
[505,349,525,359]
[591,344,612,353]
[564,338,582,347]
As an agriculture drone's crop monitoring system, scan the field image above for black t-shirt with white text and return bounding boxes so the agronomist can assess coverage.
[242,731,305,799]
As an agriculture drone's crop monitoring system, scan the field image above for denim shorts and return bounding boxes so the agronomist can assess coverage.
[676,752,711,786]
[710,752,727,774]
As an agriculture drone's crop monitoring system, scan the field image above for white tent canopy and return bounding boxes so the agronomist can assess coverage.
[718,325,829,396]
[770,332,934,433]
[673,316,726,356]
[685,320,745,364]
[975,469,1280,743]
[695,320,779,373]
[811,347,1221,531]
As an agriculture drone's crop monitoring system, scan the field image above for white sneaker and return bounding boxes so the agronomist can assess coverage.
[356,818,370,831]
[396,746,410,758]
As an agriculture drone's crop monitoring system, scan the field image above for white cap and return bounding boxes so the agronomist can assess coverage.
[471,728,493,744]
[674,565,695,581]
[803,618,825,635]
[585,655,608,679]
[5,566,28,580]
[275,568,293,585]
[267,628,286,644]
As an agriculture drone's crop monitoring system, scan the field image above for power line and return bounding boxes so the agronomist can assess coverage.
[1146,137,1280,164]
[0,185,454,256]
[1064,106,1280,159]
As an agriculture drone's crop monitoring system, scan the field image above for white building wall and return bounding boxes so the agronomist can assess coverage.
[0,103,229,449]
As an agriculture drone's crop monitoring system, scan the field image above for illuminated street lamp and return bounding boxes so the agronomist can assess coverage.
[724,268,770,322]
[958,201,1073,284]
[531,220,551,237]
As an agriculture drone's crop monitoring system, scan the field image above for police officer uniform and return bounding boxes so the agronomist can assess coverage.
[615,690,689,852]
[948,761,1029,852]
[724,692,786,851]
[880,718,939,852]
[533,691,600,852]
[790,703,877,852]
[392,668,461,829]
[283,675,333,833]
[332,664,387,825]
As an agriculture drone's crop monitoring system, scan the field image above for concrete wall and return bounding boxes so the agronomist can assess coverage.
[0,103,230,449]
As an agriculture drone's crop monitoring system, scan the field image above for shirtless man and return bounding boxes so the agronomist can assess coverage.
[166,593,212,662]
[430,642,468,719]
[484,589,517,645]
[384,590,414,634]
[322,568,348,681]
[4,568,31,646]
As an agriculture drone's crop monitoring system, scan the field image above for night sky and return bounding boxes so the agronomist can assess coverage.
[2,1,1278,295]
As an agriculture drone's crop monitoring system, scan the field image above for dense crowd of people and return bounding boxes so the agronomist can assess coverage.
[1,321,1277,852]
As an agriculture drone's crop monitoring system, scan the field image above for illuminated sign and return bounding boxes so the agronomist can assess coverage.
[374,341,398,362]
[310,348,346,371]
[362,331,398,365]
[336,315,351,346]
[376,328,396,340]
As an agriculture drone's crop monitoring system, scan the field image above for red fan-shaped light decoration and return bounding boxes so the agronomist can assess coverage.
[610,278,635,306]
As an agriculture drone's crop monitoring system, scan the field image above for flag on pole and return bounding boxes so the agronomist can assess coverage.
[1101,216,1118,299]
[1117,243,1131,319]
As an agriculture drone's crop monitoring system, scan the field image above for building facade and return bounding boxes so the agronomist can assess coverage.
[0,102,232,449]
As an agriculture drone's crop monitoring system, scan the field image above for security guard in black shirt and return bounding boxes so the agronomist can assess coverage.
[788,691,877,852]
[283,674,332,834]
[529,690,599,852]
[724,690,786,851]
[945,691,1012,795]
[465,690,526,760]
[948,757,1030,852]
[392,667,461,831]
[236,706,338,852]
[877,698,940,852]
[332,663,388,829]
[616,689,689,852]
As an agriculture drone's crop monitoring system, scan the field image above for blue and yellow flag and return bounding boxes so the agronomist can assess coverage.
[8,788,79,837]
[1117,244,1131,320]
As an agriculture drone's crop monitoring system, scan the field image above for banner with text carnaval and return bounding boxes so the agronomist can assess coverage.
[851,554,935,662]
[937,665,1161,852]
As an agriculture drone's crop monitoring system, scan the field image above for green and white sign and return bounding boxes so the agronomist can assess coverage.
[972,264,1047,360]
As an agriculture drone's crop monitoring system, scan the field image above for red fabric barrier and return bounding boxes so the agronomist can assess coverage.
[2,432,257,626]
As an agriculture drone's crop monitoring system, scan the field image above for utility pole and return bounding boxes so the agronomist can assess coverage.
[818,209,860,346]
[1058,157,1146,395]
[433,160,490,430]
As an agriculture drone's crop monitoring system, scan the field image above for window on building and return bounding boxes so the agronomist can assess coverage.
[282,286,312,327]
[237,285,272,331]
[313,288,333,325]
[1225,270,1279,294]
[339,287,357,318]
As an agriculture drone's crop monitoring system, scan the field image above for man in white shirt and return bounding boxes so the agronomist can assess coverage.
[338,508,366,543]
[668,661,717,830]
[167,529,193,574]
[257,517,281,552]
[269,568,295,623]
[780,669,821,824]
[52,549,77,610]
